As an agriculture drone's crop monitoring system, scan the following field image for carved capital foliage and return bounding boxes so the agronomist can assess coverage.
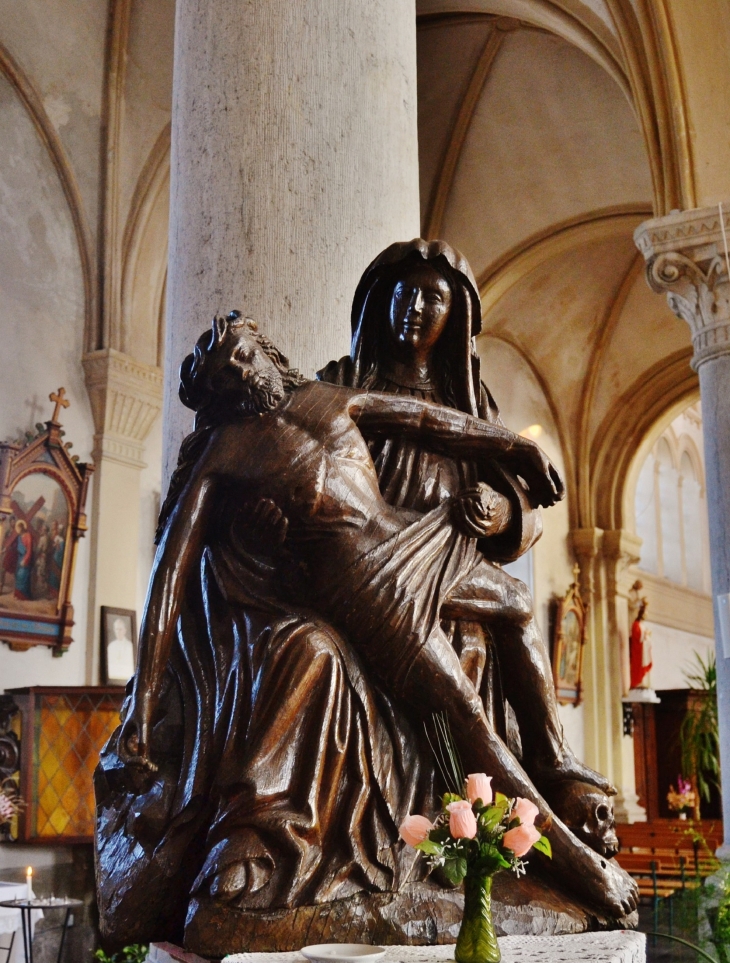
[570,528,641,600]
[635,205,730,370]
[569,527,603,600]
[82,349,163,468]
[602,529,642,598]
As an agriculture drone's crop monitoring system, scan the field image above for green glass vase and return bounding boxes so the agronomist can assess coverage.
[455,873,500,963]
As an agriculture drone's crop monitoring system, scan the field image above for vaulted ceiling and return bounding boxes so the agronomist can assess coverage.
[415,2,696,529]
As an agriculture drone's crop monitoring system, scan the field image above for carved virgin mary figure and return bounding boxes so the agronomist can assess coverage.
[319,239,607,799]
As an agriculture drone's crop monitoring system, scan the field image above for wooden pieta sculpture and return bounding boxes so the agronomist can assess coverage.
[95,240,637,956]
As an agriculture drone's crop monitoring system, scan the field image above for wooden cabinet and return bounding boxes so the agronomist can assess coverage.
[631,688,722,821]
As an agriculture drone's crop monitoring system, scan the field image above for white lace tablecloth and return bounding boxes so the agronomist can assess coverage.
[0,882,43,963]
[148,932,646,963]
[219,934,646,963]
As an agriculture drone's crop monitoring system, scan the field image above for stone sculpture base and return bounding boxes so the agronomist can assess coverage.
[184,875,637,958]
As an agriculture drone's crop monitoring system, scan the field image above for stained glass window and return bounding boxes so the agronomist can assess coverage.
[2,687,125,843]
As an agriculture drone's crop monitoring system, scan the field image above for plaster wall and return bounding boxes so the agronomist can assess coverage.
[0,69,94,688]
[417,18,491,225]
[628,405,714,692]
[484,234,638,446]
[136,412,162,616]
[666,0,730,207]
[0,0,105,248]
[589,266,691,441]
[119,0,174,225]
[646,621,714,691]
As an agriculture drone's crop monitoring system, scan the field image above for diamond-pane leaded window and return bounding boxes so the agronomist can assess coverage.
[3,687,125,843]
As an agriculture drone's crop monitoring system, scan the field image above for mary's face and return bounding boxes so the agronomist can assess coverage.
[388,263,452,359]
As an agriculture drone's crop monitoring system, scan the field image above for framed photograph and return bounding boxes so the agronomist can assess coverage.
[0,389,93,653]
[101,606,137,685]
[551,564,588,706]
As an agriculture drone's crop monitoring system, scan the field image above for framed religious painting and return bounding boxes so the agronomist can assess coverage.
[100,606,137,685]
[0,389,93,654]
[551,564,588,706]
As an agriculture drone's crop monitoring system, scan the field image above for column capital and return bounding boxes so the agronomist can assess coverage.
[82,349,163,468]
[634,204,730,370]
[602,529,642,566]
[569,527,603,600]
[603,529,642,597]
[569,527,603,560]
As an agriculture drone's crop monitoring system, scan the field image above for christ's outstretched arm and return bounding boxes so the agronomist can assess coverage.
[348,391,564,507]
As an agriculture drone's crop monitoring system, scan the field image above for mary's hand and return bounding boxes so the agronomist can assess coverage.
[513,439,565,508]
[452,483,512,538]
[118,697,158,773]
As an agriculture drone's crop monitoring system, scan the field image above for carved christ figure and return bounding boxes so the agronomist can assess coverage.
[120,313,638,921]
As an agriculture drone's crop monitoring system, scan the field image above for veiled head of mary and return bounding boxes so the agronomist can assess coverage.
[350,238,483,416]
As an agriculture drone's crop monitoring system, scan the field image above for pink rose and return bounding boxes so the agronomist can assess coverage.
[512,797,539,827]
[447,800,478,839]
[503,823,541,857]
[465,773,493,806]
[399,814,433,847]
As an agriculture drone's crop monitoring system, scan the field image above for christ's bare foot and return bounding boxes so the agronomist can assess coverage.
[544,814,638,919]
[209,859,272,903]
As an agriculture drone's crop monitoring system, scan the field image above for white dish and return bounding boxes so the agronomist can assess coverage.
[301,943,387,963]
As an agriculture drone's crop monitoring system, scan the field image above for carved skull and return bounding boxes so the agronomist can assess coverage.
[547,780,619,858]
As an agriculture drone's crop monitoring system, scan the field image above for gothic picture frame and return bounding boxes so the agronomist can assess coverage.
[0,389,93,654]
[551,565,588,706]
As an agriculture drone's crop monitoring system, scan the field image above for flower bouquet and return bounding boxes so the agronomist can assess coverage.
[399,717,551,963]
[667,776,696,819]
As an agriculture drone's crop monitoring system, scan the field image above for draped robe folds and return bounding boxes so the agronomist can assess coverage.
[95,489,436,944]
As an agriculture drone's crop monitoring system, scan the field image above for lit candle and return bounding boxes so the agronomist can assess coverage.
[25,866,32,900]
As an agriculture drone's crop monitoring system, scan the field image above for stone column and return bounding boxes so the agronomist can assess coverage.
[603,529,645,823]
[571,527,645,822]
[163,0,420,482]
[635,206,730,852]
[82,349,163,683]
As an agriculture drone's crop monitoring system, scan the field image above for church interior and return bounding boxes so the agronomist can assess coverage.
[1,0,729,960]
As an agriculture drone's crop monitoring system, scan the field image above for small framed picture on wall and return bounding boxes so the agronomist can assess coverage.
[100,606,137,685]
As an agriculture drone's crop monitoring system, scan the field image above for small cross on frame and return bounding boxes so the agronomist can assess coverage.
[49,387,70,425]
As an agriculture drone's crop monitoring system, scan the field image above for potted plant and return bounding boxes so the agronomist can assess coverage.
[680,652,720,822]
[667,776,696,819]
[94,945,148,963]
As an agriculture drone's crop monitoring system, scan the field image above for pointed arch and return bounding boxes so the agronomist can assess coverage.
[0,39,97,351]
[591,349,698,533]
[121,122,171,366]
